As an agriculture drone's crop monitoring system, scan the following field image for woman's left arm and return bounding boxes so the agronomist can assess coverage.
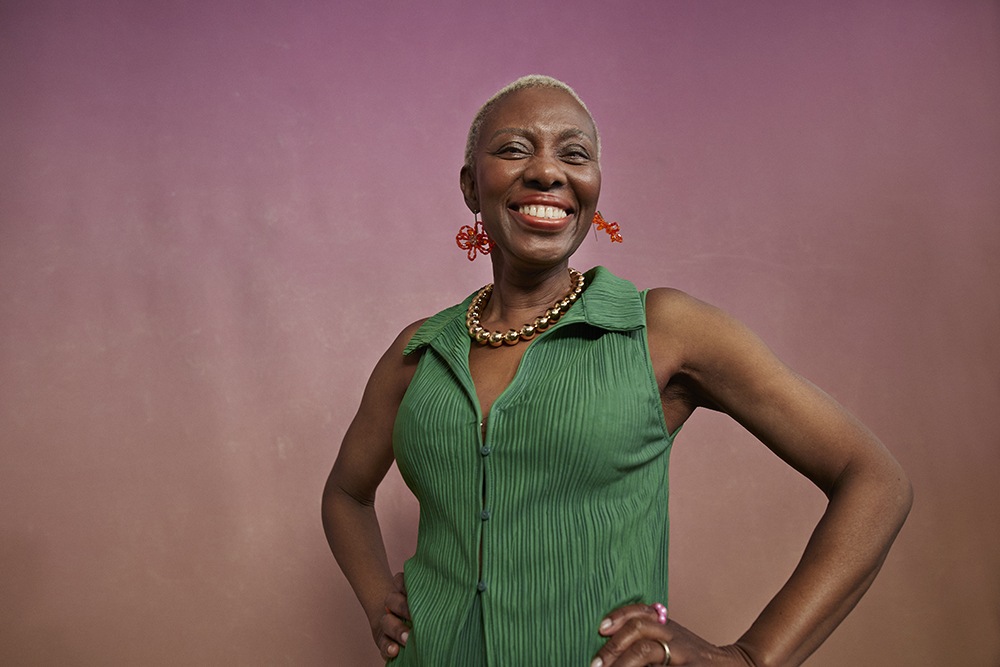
[594,288,912,667]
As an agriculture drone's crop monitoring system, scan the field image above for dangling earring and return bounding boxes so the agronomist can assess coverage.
[593,211,623,243]
[456,213,495,261]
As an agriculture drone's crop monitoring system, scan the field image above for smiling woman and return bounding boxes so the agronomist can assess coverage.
[462,84,602,271]
[321,75,912,667]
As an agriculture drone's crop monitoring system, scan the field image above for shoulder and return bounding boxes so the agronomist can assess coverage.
[367,318,430,397]
[644,286,706,321]
[644,286,725,347]
[644,287,770,378]
[377,289,474,380]
[398,295,475,354]
[392,318,430,355]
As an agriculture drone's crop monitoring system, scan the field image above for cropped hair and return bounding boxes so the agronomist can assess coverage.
[464,75,600,168]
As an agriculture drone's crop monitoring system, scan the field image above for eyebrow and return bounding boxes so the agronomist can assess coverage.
[489,127,595,143]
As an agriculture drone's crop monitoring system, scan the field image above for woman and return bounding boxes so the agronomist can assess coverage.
[322,75,912,666]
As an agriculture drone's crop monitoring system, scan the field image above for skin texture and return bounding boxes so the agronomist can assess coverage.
[322,86,913,666]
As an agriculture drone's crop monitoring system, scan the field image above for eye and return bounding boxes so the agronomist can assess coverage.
[560,145,592,164]
[494,142,531,158]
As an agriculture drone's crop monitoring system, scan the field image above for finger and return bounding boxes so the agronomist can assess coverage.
[611,638,671,667]
[378,635,399,661]
[385,591,411,621]
[392,571,407,594]
[380,611,411,647]
[385,572,411,621]
[593,617,657,667]
[598,603,666,636]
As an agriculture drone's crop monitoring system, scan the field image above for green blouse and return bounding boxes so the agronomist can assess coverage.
[393,266,678,666]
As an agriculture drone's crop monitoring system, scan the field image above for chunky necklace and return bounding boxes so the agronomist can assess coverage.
[466,268,585,347]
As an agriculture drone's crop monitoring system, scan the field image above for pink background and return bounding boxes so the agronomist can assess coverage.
[2,1,998,664]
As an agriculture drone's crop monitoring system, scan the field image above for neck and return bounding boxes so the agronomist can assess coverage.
[481,262,575,328]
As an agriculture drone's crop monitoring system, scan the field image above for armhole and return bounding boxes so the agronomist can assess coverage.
[392,344,429,449]
[640,289,682,443]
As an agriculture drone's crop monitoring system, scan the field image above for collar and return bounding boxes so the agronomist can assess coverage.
[403,266,645,356]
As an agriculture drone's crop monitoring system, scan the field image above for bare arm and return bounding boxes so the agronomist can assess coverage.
[596,289,912,667]
[321,321,423,660]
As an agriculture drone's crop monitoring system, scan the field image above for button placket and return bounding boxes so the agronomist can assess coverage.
[478,415,492,595]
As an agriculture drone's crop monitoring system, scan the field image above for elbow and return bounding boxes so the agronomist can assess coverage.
[320,482,335,532]
[837,451,913,531]
[320,472,344,531]
[894,469,914,526]
[320,473,376,532]
[874,454,913,532]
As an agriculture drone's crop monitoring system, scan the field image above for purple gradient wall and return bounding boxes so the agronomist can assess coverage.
[2,1,998,664]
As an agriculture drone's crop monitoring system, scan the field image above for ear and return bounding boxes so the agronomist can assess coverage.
[459,165,478,213]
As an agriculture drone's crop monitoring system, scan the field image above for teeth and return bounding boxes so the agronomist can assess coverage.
[518,205,568,220]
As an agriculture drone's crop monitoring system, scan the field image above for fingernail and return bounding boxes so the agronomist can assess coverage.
[599,618,612,631]
[400,631,409,644]
[591,659,603,667]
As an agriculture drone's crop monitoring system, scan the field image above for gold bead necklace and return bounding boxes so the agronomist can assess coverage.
[466,268,585,347]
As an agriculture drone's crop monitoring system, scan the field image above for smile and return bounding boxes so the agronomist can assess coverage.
[517,205,568,220]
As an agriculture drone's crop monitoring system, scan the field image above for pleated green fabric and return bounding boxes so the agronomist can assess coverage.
[392,267,678,666]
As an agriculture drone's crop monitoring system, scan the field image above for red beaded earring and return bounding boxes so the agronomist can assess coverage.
[456,214,495,261]
[593,211,623,243]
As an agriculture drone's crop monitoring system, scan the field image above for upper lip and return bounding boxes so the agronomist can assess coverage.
[509,195,575,214]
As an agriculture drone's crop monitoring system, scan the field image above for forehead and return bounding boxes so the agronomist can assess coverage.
[480,87,596,143]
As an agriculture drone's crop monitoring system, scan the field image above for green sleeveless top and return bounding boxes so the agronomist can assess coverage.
[393,266,678,666]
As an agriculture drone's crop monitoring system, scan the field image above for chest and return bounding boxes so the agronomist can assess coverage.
[467,341,529,423]
[394,326,673,494]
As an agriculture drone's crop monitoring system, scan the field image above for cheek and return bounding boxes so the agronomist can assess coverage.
[476,174,513,209]
[579,167,601,198]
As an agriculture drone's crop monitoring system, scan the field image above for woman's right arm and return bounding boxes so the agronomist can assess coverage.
[321,321,424,660]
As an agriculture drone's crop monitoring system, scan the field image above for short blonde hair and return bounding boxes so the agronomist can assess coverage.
[464,75,600,168]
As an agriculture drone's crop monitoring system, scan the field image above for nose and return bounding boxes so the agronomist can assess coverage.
[522,152,565,190]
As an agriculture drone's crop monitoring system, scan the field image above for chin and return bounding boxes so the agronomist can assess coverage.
[510,245,577,269]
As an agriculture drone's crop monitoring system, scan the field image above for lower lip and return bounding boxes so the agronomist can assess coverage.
[510,208,573,232]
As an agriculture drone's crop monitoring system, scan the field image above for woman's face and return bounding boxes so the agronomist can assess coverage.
[461,86,601,269]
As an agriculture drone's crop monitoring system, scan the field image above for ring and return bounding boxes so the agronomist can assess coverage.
[659,639,672,665]
[652,602,668,625]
